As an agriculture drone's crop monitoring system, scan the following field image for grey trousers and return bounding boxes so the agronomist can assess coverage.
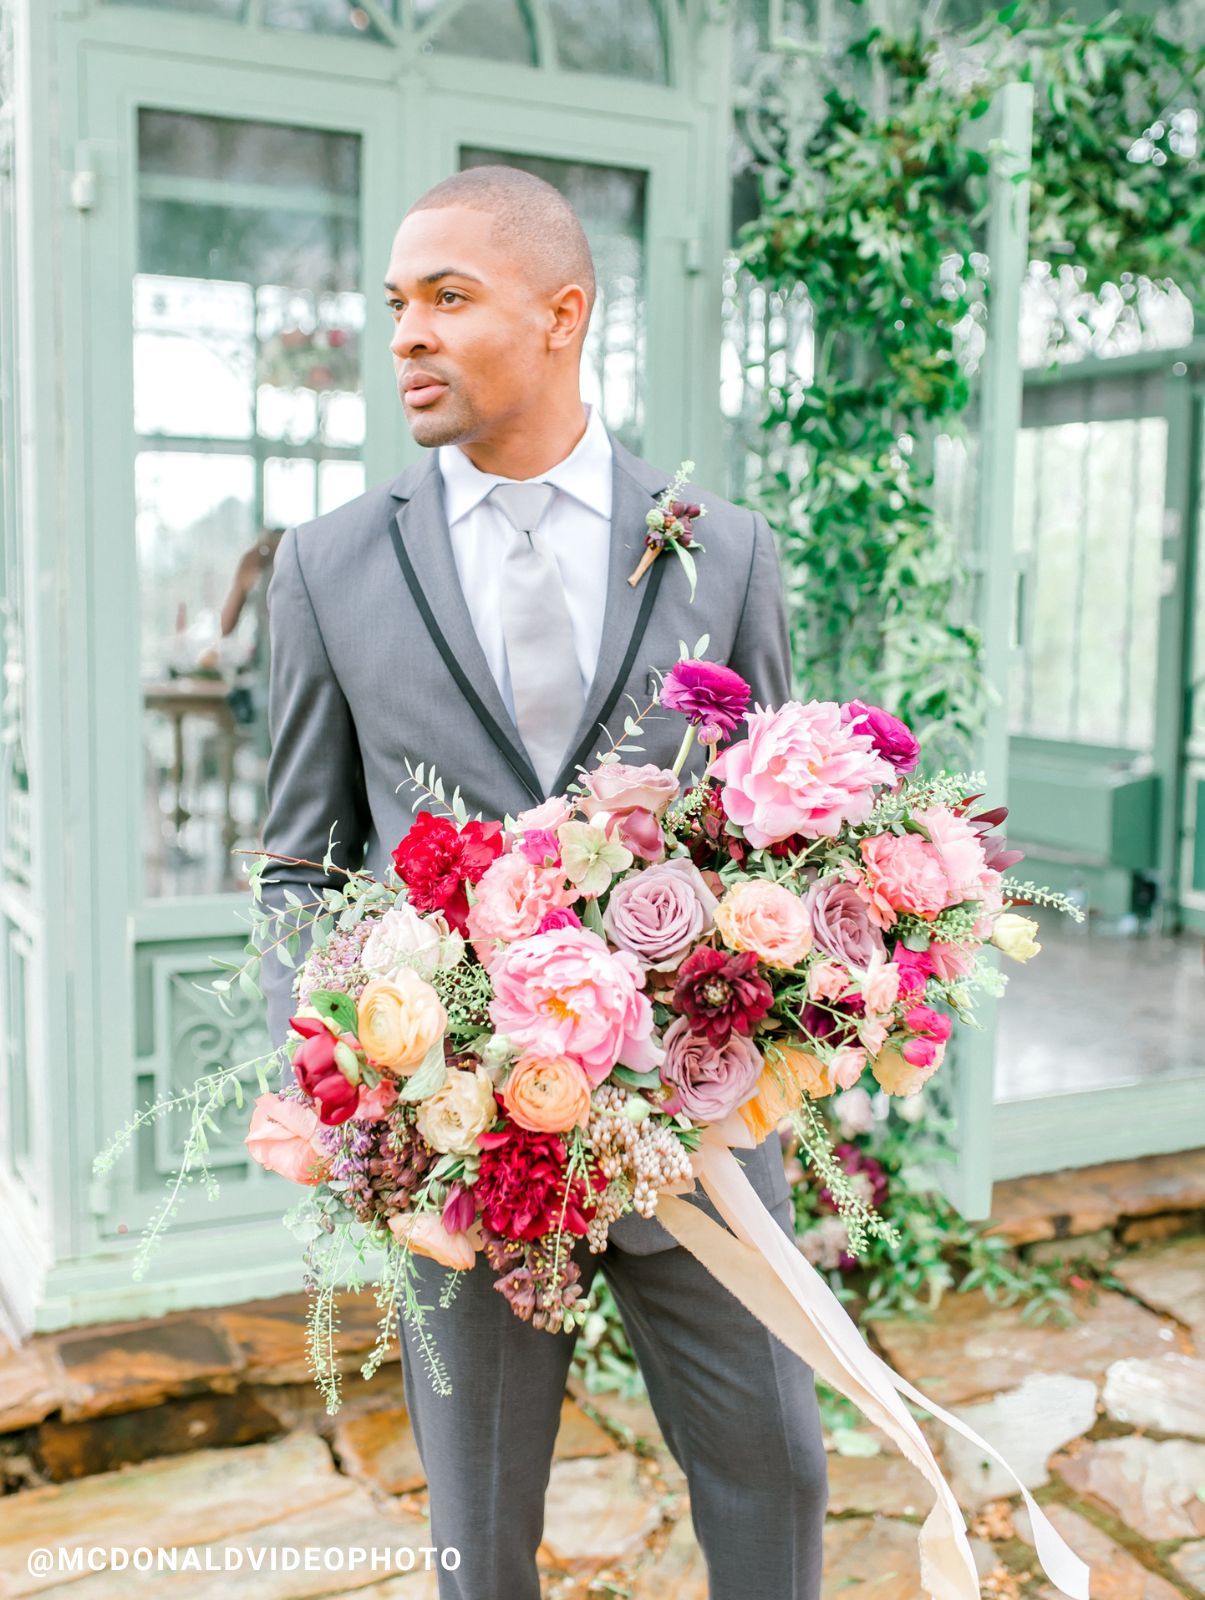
[396,1152,829,1600]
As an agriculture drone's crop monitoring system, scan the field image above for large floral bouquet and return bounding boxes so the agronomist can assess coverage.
[239,651,1068,1365]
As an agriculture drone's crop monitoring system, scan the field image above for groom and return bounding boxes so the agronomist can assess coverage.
[258,164,828,1600]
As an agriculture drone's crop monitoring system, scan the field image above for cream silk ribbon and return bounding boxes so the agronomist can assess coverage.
[655,1116,1092,1600]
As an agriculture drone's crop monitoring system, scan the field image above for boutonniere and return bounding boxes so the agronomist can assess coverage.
[627,459,708,601]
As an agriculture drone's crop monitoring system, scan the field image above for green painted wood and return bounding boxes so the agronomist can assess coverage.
[992,1074,1205,1182]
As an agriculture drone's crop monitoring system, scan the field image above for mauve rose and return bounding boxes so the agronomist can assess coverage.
[603,806,666,863]
[603,857,720,972]
[840,699,920,774]
[579,762,679,821]
[803,874,885,968]
[659,1016,764,1121]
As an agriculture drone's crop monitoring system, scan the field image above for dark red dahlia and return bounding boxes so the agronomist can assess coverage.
[475,1119,603,1242]
[800,994,864,1049]
[672,945,773,1047]
[390,812,505,934]
[685,784,749,871]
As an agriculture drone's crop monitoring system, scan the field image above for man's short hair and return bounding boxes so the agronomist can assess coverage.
[406,164,597,322]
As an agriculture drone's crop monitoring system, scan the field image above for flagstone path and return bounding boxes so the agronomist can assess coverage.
[0,1146,1202,1597]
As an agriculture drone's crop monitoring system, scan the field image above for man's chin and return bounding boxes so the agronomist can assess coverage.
[404,404,469,449]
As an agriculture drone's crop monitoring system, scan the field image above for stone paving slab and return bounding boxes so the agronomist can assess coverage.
[985,1150,1205,1247]
[212,1293,389,1387]
[35,1389,285,1482]
[540,1453,664,1566]
[869,1285,1185,1406]
[1170,1538,1205,1591]
[1053,1435,1205,1542]
[1102,1353,1205,1438]
[940,1372,1098,1508]
[1016,1500,1186,1600]
[821,1513,997,1597]
[54,1319,241,1424]
[1110,1236,1205,1351]
[0,1344,65,1433]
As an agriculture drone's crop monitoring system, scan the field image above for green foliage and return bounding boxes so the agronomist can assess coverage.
[737,1,1201,762]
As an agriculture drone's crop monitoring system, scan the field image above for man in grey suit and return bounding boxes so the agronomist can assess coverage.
[259,165,828,1599]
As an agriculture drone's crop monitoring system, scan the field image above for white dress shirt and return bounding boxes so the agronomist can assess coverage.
[437,401,613,726]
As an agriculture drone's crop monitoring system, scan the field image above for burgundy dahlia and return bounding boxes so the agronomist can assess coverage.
[800,994,864,1049]
[672,945,773,1047]
[475,1119,602,1242]
[818,1144,889,1218]
[661,659,751,738]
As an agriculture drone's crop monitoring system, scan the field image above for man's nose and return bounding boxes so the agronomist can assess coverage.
[390,307,437,358]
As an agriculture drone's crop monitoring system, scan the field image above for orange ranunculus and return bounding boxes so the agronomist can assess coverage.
[355,968,447,1075]
[244,1093,331,1185]
[501,1053,592,1134]
[738,1041,836,1142]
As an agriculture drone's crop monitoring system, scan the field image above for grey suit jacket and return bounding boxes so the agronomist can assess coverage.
[258,426,795,1250]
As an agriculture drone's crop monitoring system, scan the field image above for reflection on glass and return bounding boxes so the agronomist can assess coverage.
[417,0,535,65]
[136,110,363,900]
[262,0,390,39]
[546,0,667,81]
[460,147,647,456]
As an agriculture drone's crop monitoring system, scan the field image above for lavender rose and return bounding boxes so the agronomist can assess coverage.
[803,874,886,968]
[602,857,720,971]
[659,1016,764,1121]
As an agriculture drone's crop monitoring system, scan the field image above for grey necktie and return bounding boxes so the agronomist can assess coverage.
[487,480,585,795]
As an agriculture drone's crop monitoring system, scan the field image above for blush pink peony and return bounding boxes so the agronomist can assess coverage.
[487,926,663,1084]
[913,805,988,902]
[707,700,897,848]
[466,853,577,968]
[859,832,951,919]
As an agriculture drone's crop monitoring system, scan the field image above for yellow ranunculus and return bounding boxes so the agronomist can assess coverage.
[990,912,1041,962]
[356,968,447,1075]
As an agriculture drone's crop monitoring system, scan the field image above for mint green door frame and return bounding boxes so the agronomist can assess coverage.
[32,6,733,1327]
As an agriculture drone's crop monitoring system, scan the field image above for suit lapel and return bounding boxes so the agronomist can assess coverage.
[385,432,671,805]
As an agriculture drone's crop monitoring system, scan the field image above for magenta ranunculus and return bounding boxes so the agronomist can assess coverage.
[803,875,886,969]
[659,1016,764,1121]
[660,659,751,736]
[487,926,663,1084]
[708,701,897,849]
[602,857,719,972]
[537,906,582,934]
[840,700,920,775]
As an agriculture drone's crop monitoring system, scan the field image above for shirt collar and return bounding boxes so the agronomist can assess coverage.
[438,400,614,527]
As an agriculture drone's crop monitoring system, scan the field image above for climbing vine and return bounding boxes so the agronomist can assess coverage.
[735,0,1202,762]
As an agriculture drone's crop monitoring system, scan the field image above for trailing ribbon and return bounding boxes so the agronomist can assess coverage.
[655,1118,1091,1600]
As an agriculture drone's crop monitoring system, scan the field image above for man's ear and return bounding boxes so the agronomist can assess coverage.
[548,283,589,350]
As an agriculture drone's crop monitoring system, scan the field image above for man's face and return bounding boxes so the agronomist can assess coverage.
[384,205,561,449]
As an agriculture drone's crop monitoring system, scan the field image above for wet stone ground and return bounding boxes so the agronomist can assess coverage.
[1,1148,1203,1598]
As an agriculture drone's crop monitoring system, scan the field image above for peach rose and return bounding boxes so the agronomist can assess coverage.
[859,949,901,1012]
[501,1053,592,1133]
[870,1038,946,1097]
[714,880,813,968]
[389,1210,484,1270]
[356,968,447,1076]
[244,1093,330,1185]
[809,958,854,1003]
[415,1064,498,1155]
[859,833,951,919]
[738,1041,836,1142]
[465,853,576,957]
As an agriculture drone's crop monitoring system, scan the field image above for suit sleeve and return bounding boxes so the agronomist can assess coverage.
[726,509,794,710]
[257,525,371,1061]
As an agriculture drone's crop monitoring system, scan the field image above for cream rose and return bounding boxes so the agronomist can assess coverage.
[362,903,463,982]
[990,912,1041,962]
[501,1053,592,1134]
[714,880,813,968]
[356,969,447,1075]
[415,1064,498,1155]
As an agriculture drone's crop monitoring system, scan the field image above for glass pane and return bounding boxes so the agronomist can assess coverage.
[459,147,647,455]
[547,0,667,82]
[136,111,363,899]
[417,0,535,66]
[262,0,389,39]
[103,0,248,15]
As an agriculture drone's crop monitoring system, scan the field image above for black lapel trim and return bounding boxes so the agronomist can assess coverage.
[551,546,669,796]
[386,516,545,807]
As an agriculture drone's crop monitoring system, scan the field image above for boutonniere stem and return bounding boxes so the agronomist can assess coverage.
[628,459,708,601]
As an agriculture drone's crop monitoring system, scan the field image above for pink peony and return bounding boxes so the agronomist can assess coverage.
[487,926,663,1085]
[859,832,951,919]
[913,805,988,902]
[466,852,576,964]
[708,701,896,848]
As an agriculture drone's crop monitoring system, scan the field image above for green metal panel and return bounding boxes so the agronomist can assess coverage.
[927,80,1033,1221]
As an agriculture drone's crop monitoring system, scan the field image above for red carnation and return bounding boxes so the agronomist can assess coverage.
[672,946,773,1047]
[391,812,505,935]
[475,1118,603,1242]
[288,1014,360,1126]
